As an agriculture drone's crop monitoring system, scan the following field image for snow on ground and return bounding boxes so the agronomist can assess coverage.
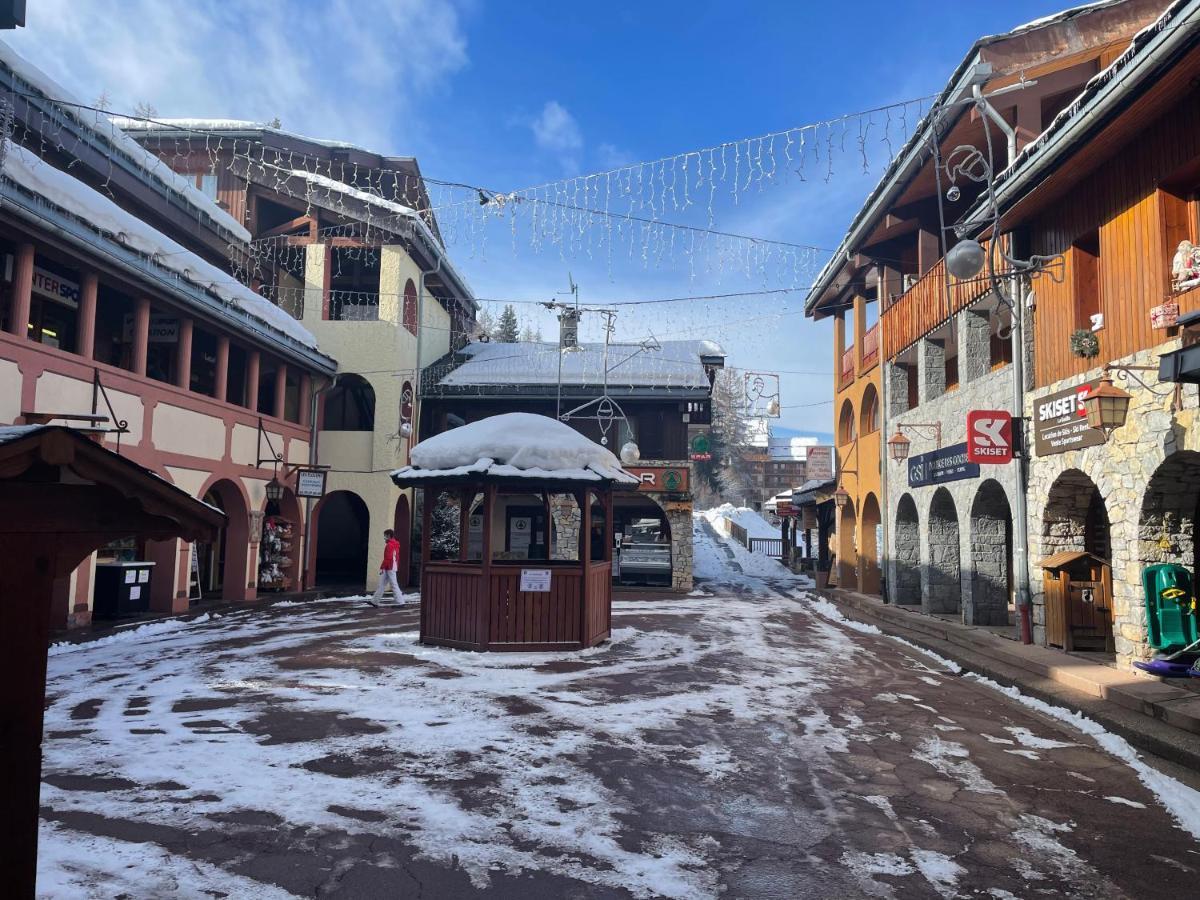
[700,503,779,539]
[693,509,794,582]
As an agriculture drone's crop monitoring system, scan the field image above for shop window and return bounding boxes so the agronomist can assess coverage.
[227,344,248,406]
[144,308,179,385]
[92,287,136,371]
[190,328,219,397]
[323,374,375,431]
[258,360,279,417]
[26,256,80,352]
[1072,231,1101,331]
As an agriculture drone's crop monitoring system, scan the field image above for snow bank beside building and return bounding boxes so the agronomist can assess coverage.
[701,504,779,539]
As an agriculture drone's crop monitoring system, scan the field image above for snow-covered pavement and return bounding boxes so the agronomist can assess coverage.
[37,518,1200,898]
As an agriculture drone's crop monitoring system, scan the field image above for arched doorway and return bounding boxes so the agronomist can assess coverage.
[1043,469,1109,561]
[838,499,858,591]
[1139,451,1200,597]
[927,487,960,614]
[968,479,1013,626]
[894,494,921,605]
[394,493,412,587]
[196,479,250,601]
[314,490,370,588]
[859,493,881,595]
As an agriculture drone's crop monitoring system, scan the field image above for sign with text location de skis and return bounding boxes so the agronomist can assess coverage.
[966,409,1013,465]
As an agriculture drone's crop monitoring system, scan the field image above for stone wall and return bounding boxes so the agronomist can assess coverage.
[1025,344,1200,664]
[550,495,580,561]
[884,302,1021,625]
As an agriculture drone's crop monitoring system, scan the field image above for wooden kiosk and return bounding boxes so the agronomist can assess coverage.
[391,414,638,652]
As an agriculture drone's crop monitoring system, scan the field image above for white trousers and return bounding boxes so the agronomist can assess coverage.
[373,568,404,602]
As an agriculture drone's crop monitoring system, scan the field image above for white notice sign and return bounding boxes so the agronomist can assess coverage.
[296,469,327,498]
[519,569,551,592]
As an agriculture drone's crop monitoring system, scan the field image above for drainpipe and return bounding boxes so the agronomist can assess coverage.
[302,374,337,591]
[877,267,890,604]
[973,85,1034,645]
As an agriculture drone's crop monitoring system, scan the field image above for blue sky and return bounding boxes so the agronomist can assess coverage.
[7,0,1087,438]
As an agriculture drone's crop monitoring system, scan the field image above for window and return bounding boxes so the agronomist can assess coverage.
[1072,231,1101,331]
[27,256,79,352]
[92,287,136,371]
[227,344,248,406]
[403,279,418,335]
[860,384,879,435]
[190,328,218,397]
[323,374,376,431]
[258,359,279,417]
[198,173,219,200]
[838,400,856,445]
[945,353,959,392]
[990,310,1014,370]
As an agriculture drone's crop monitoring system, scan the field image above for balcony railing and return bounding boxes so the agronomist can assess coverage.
[840,346,855,388]
[880,248,994,360]
[861,323,879,371]
[328,291,380,321]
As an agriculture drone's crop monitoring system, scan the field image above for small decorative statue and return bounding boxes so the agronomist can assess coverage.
[1171,240,1200,290]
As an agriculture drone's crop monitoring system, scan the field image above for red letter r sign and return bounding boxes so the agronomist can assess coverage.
[966,409,1013,464]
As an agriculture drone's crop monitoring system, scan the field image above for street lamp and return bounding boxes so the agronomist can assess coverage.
[1083,374,1133,435]
[620,441,641,465]
[886,430,911,463]
[833,486,850,510]
[945,239,986,280]
[265,475,284,503]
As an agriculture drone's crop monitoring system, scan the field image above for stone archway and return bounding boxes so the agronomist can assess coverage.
[1043,469,1109,561]
[893,494,921,605]
[197,478,251,601]
[927,487,961,614]
[968,479,1013,626]
[859,493,881,595]
[1139,450,1200,599]
[838,500,858,591]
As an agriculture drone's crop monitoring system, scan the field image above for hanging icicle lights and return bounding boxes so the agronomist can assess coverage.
[3,85,937,288]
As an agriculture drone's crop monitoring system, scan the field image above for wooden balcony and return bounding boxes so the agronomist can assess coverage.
[839,346,855,389]
[881,253,993,360]
[860,323,879,372]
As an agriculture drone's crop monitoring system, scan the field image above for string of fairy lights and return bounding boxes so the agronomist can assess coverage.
[0,68,940,408]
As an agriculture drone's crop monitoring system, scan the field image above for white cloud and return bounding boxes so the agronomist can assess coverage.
[531,100,582,155]
[596,142,634,169]
[3,0,470,154]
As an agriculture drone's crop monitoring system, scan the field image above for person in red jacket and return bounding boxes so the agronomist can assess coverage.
[372,528,406,604]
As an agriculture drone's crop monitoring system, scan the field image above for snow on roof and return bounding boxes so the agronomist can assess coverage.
[1005,0,1123,36]
[114,117,378,154]
[2,144,318,350]
[0,41,251,243]
[0,424,47,445]
[768,435,818,461]
[440,340,719,389]
[393,413,638,485]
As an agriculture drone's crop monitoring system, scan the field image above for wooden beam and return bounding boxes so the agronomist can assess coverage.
[259,214,317,240]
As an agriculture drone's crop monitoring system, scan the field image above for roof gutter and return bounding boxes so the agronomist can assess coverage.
[803,60,993,316]
[960,0,1200,231]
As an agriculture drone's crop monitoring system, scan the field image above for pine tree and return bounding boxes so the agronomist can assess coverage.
[697,368,752,503]
[474,309,496,341]
[495,304,520,342]
[429,494,461,560]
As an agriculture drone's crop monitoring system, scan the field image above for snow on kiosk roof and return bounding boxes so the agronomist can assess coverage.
[392,413,639,488]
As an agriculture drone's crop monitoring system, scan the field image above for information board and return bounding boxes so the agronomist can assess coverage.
[519,569,552,592]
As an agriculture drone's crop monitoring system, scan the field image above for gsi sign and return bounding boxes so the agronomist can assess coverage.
[966,409,1013,465]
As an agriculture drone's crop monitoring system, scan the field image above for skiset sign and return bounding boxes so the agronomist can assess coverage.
[966,409,1013,465]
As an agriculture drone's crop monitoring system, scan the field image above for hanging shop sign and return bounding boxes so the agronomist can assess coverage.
[295,468,327,498]
[628,466,689,493]
[1033,379,1105,457]
[32,266,80,308]
[805,445,834,481]
[966,409,1013,465]
[689,433,712,461]
[1150,301,1180,330]
[908,442,978,488]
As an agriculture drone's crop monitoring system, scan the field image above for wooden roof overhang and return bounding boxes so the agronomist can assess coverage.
[0,426,225,542]
[391,468,640,494]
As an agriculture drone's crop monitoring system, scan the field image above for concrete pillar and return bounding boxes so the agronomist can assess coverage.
[175,318,193,389]
[246,350,260,412]
[77,272,98,359]
[852,293,866,371]
[274,363,287,420]
[960,309,991,383]
[215,335,230,402]
[919,338,946,402]
[885,363,909,418]
[303,244,330,321]
[379,245,404,325]
[7,242,34,337]
[131,297,151,377]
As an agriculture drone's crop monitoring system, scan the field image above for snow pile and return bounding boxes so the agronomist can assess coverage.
[48,614,212,657]
[2,144,318,350]
[291,168,418,220]
[399,413,637,483]
[0,41,250,242]
[701,503,779,539]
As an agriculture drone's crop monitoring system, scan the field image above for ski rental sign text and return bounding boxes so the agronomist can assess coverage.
[966,409,1013,464]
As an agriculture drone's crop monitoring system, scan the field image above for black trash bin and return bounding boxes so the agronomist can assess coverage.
[93,561,155,619]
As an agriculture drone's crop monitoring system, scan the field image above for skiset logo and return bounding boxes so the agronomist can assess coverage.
[966,409,1013,465]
